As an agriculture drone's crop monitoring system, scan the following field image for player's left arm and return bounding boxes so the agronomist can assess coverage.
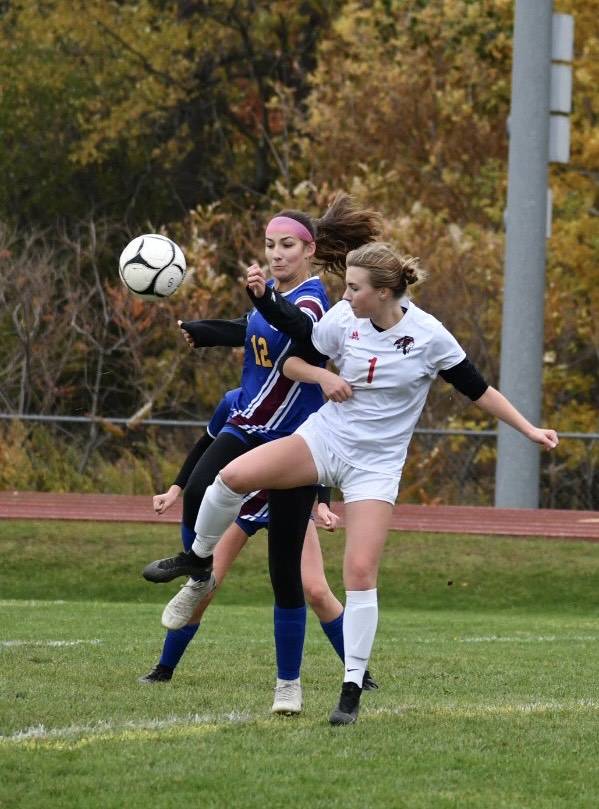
[473,386,558,450]
[440,357,558,450]
[245,266,316,343]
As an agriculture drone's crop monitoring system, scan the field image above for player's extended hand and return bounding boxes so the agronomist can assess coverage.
[177,320,196,349]
[246,263,267,298]
[153,485,181,515]
[319,370,353,402]
[316,502,340,532]
[528,428,559,450]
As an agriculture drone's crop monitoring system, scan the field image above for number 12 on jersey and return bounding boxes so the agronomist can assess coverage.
[251,335,273,368]
[367,356,378,384]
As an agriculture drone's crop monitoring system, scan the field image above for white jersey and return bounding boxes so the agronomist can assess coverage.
[305,299,466,478]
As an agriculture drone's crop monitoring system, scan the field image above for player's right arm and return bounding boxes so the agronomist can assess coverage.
[153,431,215,515]
[283,357,352,402]
[280,301,352,399]
[178,315,248,349]
[152,388,239,514]
[153,485,182,515]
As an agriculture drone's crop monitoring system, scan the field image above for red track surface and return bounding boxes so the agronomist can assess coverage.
[1,490,598,541]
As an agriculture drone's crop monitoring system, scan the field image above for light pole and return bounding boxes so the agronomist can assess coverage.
[494,1,553,508]
[495,8,574,508]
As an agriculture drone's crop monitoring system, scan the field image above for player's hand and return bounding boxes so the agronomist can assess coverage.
[246,264,267,298]
[316,502,340,532]
[528,428,559,450]
[153,486,181,515]
[177,320,196,350]
[319,371,353,402]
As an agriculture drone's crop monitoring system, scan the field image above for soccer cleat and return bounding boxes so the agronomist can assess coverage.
[161,574,216,630]
[142,551,212,583]
[138,663,173,684]
[271,678,303,715]
[329,681,362,726]
[362,669,379,692]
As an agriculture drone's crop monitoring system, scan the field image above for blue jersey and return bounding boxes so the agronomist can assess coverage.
[207,388,241,438]
[223,276,330,442]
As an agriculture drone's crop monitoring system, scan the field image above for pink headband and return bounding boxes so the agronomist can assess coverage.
[265,216,314,243]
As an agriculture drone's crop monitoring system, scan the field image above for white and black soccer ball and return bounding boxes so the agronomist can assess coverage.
[119,234,186,301]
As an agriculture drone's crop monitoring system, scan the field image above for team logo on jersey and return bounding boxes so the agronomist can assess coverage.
[394,336,415,354]
[350,330,360,340]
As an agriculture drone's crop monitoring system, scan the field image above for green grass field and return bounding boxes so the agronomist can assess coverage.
[2,520,599,808]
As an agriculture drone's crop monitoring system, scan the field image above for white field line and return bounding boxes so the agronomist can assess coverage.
[4,700,599,747]
[406,635,599,644]
[373,699,599,719]
[459,635,599,643]
[0,639,102,648]
[2,712,253,746]
[0,600,66,607]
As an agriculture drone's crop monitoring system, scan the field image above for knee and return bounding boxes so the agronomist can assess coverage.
[344,559,377,591]
[219,466,246,494]
[304,582,333,612]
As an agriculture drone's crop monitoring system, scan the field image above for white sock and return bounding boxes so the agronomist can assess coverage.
[192,474,244,557]
[343,588,378,687]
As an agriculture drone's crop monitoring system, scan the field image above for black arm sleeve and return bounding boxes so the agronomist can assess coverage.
[179,315,248,348]
[246,286,314,343]
[277,338,330,377]
[438,356,489,401]
[317,486,331,507]
[173,432,215,488]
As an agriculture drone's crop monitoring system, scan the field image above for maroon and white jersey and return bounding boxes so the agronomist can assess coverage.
[305,299,466,477]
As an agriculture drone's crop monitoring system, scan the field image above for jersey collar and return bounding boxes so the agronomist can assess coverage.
[365,298,413,336]
[269,276,318,298]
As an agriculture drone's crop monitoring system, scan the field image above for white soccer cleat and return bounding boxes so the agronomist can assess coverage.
[271,678,303,715]
[161,574,216,630]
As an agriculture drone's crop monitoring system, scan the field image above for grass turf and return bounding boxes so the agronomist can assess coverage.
[1,520,599,808]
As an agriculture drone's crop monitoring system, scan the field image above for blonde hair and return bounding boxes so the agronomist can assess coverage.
[346,242,426,298]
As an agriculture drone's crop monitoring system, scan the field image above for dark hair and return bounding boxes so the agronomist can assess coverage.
[346,242,426,298]
[276,193,381,277]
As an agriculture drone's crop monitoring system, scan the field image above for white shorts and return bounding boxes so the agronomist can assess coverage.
[296,420,400,505]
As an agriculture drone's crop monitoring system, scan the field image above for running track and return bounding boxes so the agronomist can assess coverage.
[1,491,599,541]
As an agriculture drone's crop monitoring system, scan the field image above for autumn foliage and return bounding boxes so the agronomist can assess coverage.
[0,1,597,506]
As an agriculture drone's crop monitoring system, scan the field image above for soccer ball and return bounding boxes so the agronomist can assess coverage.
[119,234,186,301]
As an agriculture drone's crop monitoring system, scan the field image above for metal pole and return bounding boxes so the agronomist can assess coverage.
[495,1,553,508]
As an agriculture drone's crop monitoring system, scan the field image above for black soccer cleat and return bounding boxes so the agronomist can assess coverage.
[329,681,362,726]
[362,669,379,692]
[142,551,212,583]
[138,663,173,684]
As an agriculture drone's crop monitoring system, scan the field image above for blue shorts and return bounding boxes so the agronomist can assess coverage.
[235,513,314,538]
[235,516,267,537]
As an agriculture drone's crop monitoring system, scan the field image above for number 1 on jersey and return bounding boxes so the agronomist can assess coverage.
[367,356,378,384]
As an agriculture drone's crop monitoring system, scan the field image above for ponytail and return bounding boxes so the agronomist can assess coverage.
[275,193,381,277]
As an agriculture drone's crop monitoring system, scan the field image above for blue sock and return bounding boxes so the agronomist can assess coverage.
[274,605,306,680]
[159,624,200,670]
[181,523,196,553]
[320,611,344,663]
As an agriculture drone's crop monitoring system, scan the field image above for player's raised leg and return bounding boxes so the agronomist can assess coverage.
[192,435,319,559]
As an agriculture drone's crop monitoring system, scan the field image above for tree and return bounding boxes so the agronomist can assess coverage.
[0,0,341,228]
